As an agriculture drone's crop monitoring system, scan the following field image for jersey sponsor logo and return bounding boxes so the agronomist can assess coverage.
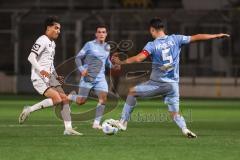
[32,43,41,52]
[183,36,188,41]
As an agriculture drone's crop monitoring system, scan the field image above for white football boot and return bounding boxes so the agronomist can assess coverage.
[182,128,197,138]
[114,120,127,131]
[19,106,31,124]
[92,123,103,130]
[64,128,83,136]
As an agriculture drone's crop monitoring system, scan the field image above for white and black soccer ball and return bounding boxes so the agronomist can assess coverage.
[102,119,119,135]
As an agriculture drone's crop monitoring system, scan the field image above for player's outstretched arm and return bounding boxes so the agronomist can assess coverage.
[190,33,230,42]
[112,52,148,65]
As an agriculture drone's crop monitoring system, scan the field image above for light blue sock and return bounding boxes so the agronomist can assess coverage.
[121,95,136,121]
[94,103,105,124]
[173,114,187,129]
[69,94,77,102]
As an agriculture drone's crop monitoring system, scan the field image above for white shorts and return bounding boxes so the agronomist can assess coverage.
[32,76,61,95]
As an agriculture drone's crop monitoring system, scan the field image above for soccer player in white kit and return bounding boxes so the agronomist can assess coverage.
[18,16,82,135]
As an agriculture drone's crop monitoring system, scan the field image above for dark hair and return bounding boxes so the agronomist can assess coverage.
[44,16,60,31]
[96,24,108,32]
[149,18,165,30]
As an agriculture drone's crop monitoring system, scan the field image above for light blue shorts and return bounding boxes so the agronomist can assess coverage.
[78,78,108,97]
[134,80,179,112]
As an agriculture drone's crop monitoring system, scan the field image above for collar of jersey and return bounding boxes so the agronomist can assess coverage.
[94,39,106,45]
[44,34,53,42]
[156,35,168,40]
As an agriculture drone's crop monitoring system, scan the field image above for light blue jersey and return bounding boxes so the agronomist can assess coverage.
[121,34,194,132]
[75,39,111,94]
[76,39,112,82]
[143,35,190,82]
[130,35,191,112]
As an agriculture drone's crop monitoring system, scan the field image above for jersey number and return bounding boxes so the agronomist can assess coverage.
[160,48,174,72]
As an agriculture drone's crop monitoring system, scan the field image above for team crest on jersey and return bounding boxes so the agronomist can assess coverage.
[32,43,41,51]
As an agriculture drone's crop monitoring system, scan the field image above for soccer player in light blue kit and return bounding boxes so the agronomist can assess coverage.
[68,25,118,129]
[112,18,230,138]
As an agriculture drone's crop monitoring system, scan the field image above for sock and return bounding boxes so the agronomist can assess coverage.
[173,114,187,129]
[126,95,137,106]
[68,94,77,102]
[61,103,72,130]
[94,103,105,125]
[64,121,72,130]
[121,95,137,121]
[29,98,53,112]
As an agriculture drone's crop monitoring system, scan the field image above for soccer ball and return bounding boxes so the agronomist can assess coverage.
[102,119,119,135]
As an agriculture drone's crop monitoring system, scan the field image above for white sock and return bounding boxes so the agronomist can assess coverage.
[61,103,72,130]
[64,121,72,130]
[93,120,100,125]
[29,98,53,112]
[173,114,187,129]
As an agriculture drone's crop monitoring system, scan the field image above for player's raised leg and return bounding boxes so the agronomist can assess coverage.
[68,86,90,105]
[19,88,61,124]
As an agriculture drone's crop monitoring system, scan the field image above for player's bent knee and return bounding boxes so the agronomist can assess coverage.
[53,99,62,105]
[99,97,107,105]
[77,100,86,105]
[76,97,86,105]
[62,98,69,104]
[169,112,179,119]
[98,100,106,105]
[52,96,62,105]
[60,95,69,104]
[128,87,136,96]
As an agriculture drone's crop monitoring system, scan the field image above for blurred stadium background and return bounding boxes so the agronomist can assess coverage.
[1,0,240,98]
[0,1,240,160]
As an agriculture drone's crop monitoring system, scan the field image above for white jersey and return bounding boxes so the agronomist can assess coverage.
[30,35,56,81]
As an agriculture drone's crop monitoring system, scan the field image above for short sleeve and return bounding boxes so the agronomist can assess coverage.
[175,35,191,46]
[143,42,155,55]
[31,37,46,56]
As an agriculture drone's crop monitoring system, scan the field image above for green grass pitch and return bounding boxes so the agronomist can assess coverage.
[0,95,240,160]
